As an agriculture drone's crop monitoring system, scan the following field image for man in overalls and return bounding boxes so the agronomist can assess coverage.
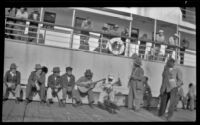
[128,56,144,112]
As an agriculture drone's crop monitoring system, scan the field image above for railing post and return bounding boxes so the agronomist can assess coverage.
[70,9,76,49]
[127,13,132,57]
[153,19,157,61]
[37,7,44,44]
[100,34,103,53]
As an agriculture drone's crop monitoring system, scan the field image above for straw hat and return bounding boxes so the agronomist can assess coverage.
[52,67,60,73]
[35,64,42,70]
[174,33,179,38]
[84,69,93,76]
[10,63,17,69]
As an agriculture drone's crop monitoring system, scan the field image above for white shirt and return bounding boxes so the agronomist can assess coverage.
[16,10,28,19]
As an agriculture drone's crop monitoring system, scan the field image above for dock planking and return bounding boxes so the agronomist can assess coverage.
[2,100,196,122]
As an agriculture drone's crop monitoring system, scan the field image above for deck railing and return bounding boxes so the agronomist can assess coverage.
[5,16,196,67]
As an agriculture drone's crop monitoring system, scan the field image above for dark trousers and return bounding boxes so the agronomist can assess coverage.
[159,87,178,117]
[72,89,94,104]
[26,83,46,101]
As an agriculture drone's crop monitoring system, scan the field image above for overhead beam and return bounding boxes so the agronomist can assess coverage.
[72,7,132,21]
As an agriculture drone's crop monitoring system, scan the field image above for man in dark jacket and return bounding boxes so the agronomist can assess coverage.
[25,64,46,104]
[158,57,183,120]
[128,56,144,112]
[61,67,75,104]
[46,67,64,107]
[3,63,22,103]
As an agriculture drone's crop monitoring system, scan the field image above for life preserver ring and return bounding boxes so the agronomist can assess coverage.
[108,37,125,55]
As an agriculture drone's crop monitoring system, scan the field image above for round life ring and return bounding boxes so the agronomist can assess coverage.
[108,37,125,55]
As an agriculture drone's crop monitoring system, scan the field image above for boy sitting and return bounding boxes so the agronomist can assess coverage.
[97,75,121,114]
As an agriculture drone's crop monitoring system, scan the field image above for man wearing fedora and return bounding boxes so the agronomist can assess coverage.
[26,64,46,104]
[166,33,179,58]
[158,57,183,121]
[61,67,75,105]
[3,63,22,103]
[128,56,145,112]
[154,30,166,60]
[94,23,110,53]
[72,69,95,108]
[46,67,64,107]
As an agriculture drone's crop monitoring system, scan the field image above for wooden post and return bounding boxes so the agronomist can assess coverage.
[127,13,132,57]
[36,7,43,44]
[70,9,76,49]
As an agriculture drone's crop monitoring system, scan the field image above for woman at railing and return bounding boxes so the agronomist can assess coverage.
[28,10,40,42]
[13,7,28,41]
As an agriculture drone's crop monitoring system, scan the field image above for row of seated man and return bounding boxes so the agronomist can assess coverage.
[3,63,122,114]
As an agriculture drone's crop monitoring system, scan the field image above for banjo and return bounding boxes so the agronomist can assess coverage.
[77,78,106,93]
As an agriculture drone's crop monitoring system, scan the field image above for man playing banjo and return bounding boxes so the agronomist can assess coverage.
[72,69,105,108]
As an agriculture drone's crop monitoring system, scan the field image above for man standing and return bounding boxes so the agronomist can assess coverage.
[79,17,93,50]
[158,58,183,120]
[166,33,179,59]
[72,69,95,108]
[3,63,22,103]
[128,56,144,112]
[143,76,152,110]
[26,64,46,104]
[46,67,64,107]
[186,83,195,111]
[61,67,75,104]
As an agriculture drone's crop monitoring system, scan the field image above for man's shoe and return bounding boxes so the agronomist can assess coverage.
[3,98,8,102]
[25,98,31,104]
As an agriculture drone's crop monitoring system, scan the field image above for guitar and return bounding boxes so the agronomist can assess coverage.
[77,78,106,93]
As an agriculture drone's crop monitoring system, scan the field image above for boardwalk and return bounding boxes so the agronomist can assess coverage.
[2,100,196,122]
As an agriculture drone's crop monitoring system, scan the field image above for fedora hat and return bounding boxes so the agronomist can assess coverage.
[52,67,60,73]
[10,63,17,69]
[66,67,73,71]
[174,33,179,38]
[134,57,142,66]
[84,69,93,76]
[35,64,42,70]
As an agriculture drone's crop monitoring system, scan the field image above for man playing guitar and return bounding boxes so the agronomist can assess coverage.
[72,69,105,108]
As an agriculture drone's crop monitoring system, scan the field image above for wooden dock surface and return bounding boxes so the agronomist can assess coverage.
[2,100,196,122]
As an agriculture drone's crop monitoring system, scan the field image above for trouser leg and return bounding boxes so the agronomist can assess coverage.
[57,89,63,100]
[4,84,9,99]
[72,89,81,102]
[62,88,67,101]
[15,84,21,98]
[168,88,178,118]
[26,83,33,100]
[88,90,94,103]
[98,91,107,103]
[46,88,53,100]
[128,83,134,109]
[39,84,46,101]
[189,96,194,110]
[158,92,170,116]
